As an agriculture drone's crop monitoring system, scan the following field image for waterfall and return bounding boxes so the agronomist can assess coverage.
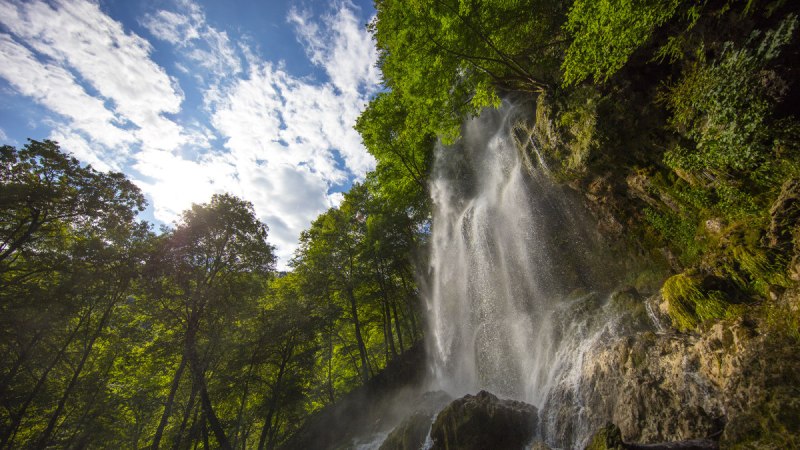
[426,103,626,448]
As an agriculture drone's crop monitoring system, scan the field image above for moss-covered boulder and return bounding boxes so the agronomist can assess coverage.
[586,423,625,450]
[429,390,537,450]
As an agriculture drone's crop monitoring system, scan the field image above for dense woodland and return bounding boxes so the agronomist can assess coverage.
[3,0,800,448]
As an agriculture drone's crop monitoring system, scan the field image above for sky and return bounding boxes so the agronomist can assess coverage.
[0,0,381,269]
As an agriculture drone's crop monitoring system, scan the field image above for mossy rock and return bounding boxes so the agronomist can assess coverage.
[661,271,731,332]
[586,423,625,450]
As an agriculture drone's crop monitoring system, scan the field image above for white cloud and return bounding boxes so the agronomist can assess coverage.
[0,0,380,269]
[208,2,380,266]
[0,0,189,153]
[142,0,242,79]
[0,127,8,143]
[48,127,118,172]
[289,3,381,97]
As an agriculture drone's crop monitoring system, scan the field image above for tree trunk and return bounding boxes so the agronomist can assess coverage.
[0,310,88,449]
[152,353,188,449]
[376,266,397,359]
[231,353,257,450]
[201,415,210,450]
[185,320,232,450]
[0,328,44,401]
[36,298,116,448]
[257,343,293,450]
[345,286,370,384]
[326,324,335,404]
[186,402,202,450]
[391,298,405,353]
[63,355,115,449]
[171,374,198,450]
[399,273,419,340]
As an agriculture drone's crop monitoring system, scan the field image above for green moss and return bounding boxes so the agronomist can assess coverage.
[531,88,601,181]
[586,423,625,450]
[661,272,730,332]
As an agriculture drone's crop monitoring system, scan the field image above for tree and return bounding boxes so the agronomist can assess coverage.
[371,0,567,141]
[145,194,275,450]
[0,140,143,268]
[0,140,150,448]
[355,91,433,219]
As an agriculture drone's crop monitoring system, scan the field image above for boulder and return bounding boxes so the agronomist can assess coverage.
[429,390,537,450]
[379,391,452,450]
[379,411,433,450]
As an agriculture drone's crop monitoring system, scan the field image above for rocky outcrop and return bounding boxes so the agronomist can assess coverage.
[767,178,800,253]
[573,296,800,448]
[429,390,537,450]
[767,178,800,282]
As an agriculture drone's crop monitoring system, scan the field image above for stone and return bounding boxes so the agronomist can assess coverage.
[379,411,434,450]
[379,391,452,450]
[429,390,537,450]
[586,423,625,450]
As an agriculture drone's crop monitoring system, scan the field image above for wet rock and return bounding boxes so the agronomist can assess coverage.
[379,391,451,450]
[567,313,800,448]
[609,287,651,334]
[429,390,537,450]
[379,411,433,450]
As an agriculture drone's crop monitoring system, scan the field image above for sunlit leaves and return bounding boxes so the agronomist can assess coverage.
[562,0,684,85]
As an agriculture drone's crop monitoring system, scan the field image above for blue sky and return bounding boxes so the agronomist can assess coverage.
[0,0,380,268]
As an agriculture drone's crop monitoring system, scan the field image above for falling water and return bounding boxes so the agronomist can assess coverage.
[426,103,628,448]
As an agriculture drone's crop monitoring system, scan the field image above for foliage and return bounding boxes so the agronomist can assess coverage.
[371,0,567,142]
[663,14,799,187]
[531,87,602,179]
[0,141,423,448]
[0,141,151,449]
[0,139,144,266]
[355,91,433,219]
[562,0,684,85]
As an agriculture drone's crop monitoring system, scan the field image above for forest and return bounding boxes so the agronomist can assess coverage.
[2,0,800,448]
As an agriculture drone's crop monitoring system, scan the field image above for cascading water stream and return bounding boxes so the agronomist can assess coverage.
[426,103,629,449]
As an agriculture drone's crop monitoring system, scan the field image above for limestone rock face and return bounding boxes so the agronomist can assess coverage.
[571,308,800,448]
[429,390,537,450]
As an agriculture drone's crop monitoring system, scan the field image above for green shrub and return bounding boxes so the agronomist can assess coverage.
[663,14,798,185]
[644,207,703,265]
